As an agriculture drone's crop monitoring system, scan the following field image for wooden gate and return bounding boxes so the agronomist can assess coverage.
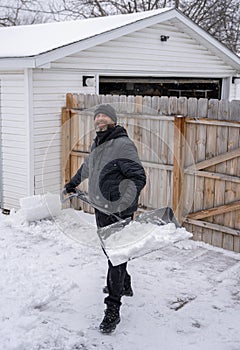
[62,94,240,252]
[182,116,240,252]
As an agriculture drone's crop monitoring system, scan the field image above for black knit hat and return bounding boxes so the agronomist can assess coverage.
[94,104,117,124]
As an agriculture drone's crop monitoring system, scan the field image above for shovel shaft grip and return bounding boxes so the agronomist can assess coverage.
[61,188,122,221]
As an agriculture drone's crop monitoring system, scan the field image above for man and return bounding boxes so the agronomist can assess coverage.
[64,104,146,333]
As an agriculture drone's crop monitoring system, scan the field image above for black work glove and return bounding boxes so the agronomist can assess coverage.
[117,201,129,216]
[64,182,76,194]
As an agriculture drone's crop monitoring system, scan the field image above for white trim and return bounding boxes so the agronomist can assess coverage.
[221,77,231,99]
[0,58,36,68]
[95,74,99,94]
[24,68,34,196]
[234,75,240,99]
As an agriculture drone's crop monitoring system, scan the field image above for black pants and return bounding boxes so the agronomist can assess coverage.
[95,209,132,306]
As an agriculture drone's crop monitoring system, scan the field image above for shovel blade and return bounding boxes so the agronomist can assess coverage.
[135,207,180,227]
[97,217,132,241]
[97,207,179,245]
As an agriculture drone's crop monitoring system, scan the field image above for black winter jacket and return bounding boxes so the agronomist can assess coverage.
[68,125,146,217]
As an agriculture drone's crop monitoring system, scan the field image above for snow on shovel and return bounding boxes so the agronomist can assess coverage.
[61,189,192,266]
[20,192,61,222]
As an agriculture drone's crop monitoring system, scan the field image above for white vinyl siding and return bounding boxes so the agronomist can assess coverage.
[52,21,236,78]
[0,71,27,209]
[32,69,96,195]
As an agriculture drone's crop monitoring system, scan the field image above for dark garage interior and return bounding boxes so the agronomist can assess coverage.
[99,77,222,99]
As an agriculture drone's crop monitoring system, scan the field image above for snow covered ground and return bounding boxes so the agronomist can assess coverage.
[1,208,240,350]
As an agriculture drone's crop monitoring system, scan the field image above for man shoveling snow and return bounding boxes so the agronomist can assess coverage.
[63,104,146,334]
[18,104,190,335]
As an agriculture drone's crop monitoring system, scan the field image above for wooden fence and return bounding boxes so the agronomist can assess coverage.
[62,94,240,253]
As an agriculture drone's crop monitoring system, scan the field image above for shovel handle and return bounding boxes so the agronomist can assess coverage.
[60,189,83,203]
[61,188,122,221]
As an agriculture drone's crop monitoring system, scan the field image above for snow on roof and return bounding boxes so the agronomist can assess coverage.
[0,8,171,58]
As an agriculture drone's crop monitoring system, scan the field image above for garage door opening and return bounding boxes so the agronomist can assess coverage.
[99,77,222,99]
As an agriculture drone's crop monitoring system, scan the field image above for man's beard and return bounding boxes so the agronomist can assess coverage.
[95,124,108,132]
[95,121,115,132]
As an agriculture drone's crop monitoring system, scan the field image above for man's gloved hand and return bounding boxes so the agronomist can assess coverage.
[64,182,76,194]
[117,201,129,215]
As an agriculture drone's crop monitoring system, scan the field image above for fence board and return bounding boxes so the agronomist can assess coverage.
[183,119,196,216]
[169,96,178,115]
[204,120,216,245]
[224,127,239,234]
[213,122,228,248]
[159,96,169,115]
[197,98,208,118]
[207,99,219,119]
[187,98,198,117]
[230,100,240,121]
[218,99,229,120]
[140,114,150,162]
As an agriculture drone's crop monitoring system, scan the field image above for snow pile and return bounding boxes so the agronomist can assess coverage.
[103,221,192,265]
[5,207,99,247]
[19,193,61,222]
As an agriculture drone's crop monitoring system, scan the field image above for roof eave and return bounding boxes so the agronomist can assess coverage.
[0,57,36,69]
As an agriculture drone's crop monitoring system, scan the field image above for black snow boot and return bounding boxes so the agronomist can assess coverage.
[99,303,120,334]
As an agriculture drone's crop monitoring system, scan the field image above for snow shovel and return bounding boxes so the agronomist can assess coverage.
[60,189,191,265]
[60,188,180,232]
[61,189,184,255]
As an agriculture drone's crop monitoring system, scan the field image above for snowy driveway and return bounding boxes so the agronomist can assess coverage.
[0,210,240,350]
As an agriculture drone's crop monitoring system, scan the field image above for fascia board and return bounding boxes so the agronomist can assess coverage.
[0,57,36,69]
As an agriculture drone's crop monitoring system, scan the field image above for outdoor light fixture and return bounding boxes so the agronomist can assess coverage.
[232,76,240,83]
[160,35,170,42]
[83,75,95,86]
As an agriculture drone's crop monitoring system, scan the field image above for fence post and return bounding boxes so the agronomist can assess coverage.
[173,115,186,224]
[61,108,71,189]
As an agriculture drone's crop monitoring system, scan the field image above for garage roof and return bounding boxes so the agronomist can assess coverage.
[0,8,239,70]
